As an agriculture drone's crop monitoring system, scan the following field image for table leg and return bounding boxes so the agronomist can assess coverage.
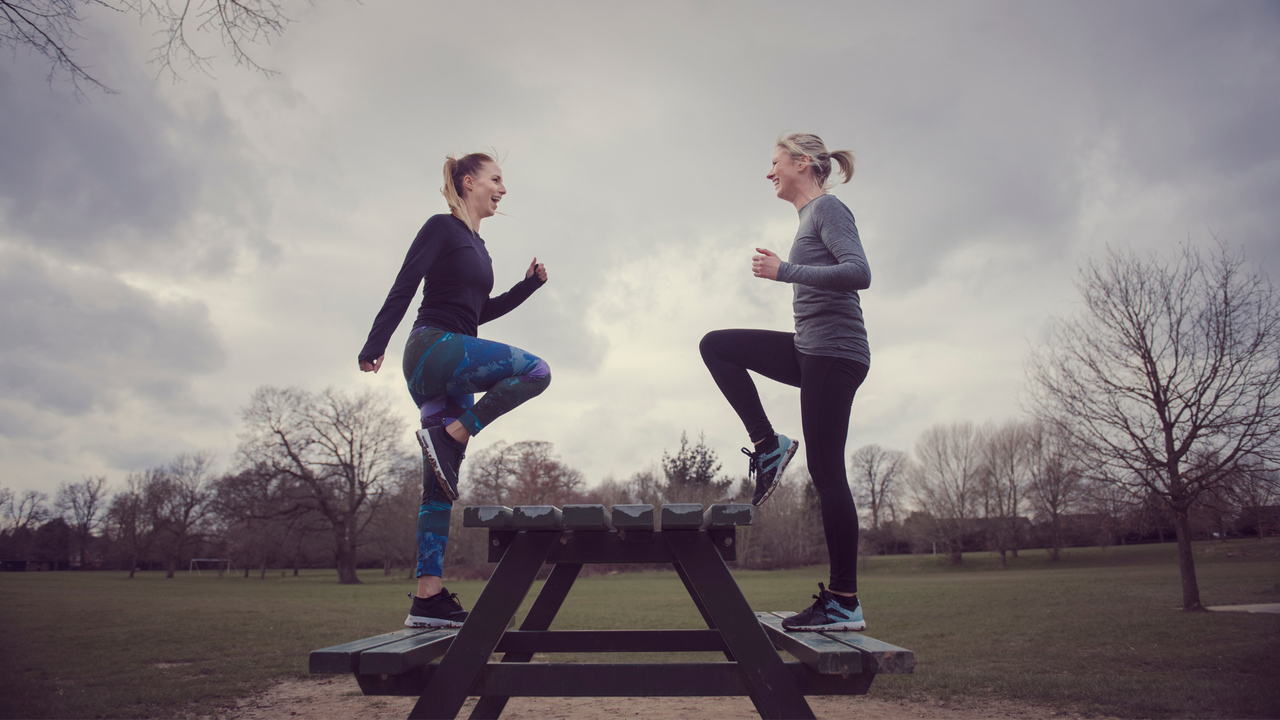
[676,562,771,718]
[666,532,815,720]
[469,562,583,720]
[408,531,562,720]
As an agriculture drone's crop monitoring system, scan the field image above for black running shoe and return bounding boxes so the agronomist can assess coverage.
[742,432,798,506]
[417,425,466,501]
[405,589,468,628]
[781,582,866,632]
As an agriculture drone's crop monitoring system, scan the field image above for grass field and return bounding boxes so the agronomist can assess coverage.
[2,539,1278,719]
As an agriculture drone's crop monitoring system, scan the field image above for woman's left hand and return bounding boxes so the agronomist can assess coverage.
[752,247,781,280]
[527,257,548,282]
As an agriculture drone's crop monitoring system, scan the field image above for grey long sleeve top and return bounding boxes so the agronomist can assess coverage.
[774,193,871,366]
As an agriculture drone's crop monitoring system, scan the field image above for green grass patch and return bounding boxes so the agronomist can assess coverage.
[1,539,1278,718]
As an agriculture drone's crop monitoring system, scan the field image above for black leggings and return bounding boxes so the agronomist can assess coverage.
[699,329,868,594]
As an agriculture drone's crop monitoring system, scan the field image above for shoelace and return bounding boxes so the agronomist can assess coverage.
[741,447,759,483]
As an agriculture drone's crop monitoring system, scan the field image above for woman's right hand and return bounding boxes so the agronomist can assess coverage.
[359,355,384,373]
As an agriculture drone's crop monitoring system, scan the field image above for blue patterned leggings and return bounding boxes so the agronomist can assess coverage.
[403,327,551,578]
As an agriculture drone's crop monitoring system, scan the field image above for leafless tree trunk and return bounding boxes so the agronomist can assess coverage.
[980,421,1035,567]
[154,452,216,578]
[1025,423,1083,561]
[55,475,109,570]
[849,444,904,532]
[237,386,406,585]
[107,470,162,577]
[909,421,987,564]
[1029,242,1280,610]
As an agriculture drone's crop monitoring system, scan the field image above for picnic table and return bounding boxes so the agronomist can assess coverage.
[310,503,914,719]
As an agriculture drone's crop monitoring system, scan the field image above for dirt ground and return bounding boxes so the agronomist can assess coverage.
[218,676,1106,720]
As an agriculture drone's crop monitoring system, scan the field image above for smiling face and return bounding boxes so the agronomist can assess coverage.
[463,161,506,220]
[767,145,811,203]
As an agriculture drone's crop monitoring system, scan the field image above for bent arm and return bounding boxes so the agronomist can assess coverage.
[479,275,545,325]
[776,203,871,291]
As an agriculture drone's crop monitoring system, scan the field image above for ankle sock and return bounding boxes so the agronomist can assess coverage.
[755,435,779,455]
[834,594,858,608]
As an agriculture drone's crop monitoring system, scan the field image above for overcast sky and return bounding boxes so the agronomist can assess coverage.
[2,0,1278,499]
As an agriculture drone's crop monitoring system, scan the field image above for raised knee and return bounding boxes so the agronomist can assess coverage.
[698,331,722,360]
[530,359,551,390]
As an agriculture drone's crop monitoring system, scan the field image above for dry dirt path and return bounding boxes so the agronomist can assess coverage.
[215,676,1111,720]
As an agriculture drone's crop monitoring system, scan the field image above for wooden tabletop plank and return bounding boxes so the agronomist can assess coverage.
[562,504,614,531]
[611,504,656,530]
[661,504,705,530]
[704,504,754,528]
[463,506,513,528]
[513,505,564,530]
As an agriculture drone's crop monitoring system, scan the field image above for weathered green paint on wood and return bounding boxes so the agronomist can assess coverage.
[463,506,513,529]
[611,504,655,530]
[562,504,613,531]
[764,612,916,674]
[359,628,460,675]
[661,504,705,530]
[513,505,564,530]
[704,504,754,528]
[310,628,437,674]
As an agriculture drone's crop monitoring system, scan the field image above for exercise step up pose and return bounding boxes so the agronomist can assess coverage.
[358,152,550,628]
[701,132,871,632]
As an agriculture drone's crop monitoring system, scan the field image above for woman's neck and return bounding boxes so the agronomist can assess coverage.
[791,185,825,212]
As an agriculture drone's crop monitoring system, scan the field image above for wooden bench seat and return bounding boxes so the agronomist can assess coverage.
[310,614,915,690]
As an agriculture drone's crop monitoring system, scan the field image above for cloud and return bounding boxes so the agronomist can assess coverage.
[0,58,274,277]
[0,246,227,425]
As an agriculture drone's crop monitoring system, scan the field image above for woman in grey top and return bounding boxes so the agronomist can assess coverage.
[700,132,871,632]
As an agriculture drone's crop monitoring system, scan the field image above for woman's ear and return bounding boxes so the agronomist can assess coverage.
[463,175,475,192]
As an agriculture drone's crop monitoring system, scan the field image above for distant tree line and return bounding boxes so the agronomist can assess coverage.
[2,242,1277,611]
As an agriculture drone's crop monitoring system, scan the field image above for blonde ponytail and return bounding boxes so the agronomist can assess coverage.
[440,152,496,229]
[441,155,469,227]
[777,133,855,190]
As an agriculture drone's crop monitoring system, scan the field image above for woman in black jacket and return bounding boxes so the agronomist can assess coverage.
[358,152,550,627]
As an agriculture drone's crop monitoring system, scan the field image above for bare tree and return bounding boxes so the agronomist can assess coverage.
[908,421,987,564]
[735,466,825,570]
[362,457,419,577]
[1,486,49,561]
[107,469,162,577]
[1025,423,1084,561]
[849,444,904,533]
[211,464,320,579]
[54,475,109,569]
[1226,464,1279,540]
[153,451,217,578]
[979,421,1034,567]
[237,386,407,584]
[2,0,292,94]
[1030,243,1280,610]
[461,440,585,506]
[625,467,663,506]
[2,487,48,532]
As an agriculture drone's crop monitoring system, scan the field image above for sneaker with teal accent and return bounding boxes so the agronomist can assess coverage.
[742,433,798,506]
[781,583,866,632]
